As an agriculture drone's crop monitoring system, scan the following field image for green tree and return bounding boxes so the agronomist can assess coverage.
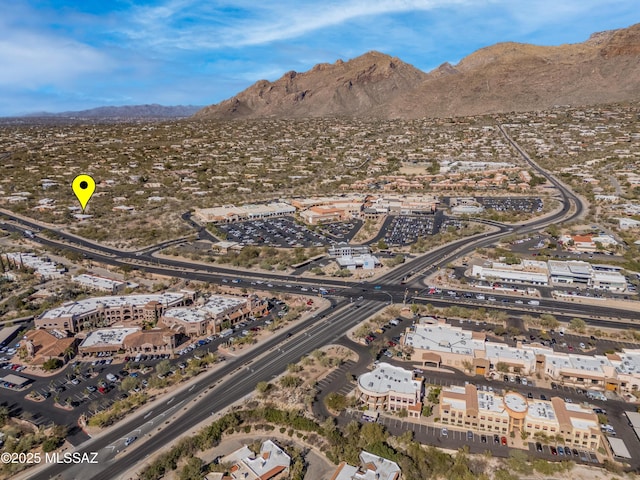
[0,405,9,426]
[324,393,347,412]
[179,456,204,480]
[280,376,302,388]
[569,317,586,333]
[155,359,172,376]
[496,362,510,373]
[256,381,271,396]
[120,376,140,392]
[43,358,63,371]
[539,314,559,330]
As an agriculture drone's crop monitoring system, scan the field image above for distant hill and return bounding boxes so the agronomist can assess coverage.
[195,23,640,120]
[24,104,203,119]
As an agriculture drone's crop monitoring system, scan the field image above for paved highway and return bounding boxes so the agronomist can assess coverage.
[3,127,633,479]
[28,299,382,480]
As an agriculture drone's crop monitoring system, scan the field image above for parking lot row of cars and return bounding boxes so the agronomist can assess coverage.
[478,197,543,213]
[384,215,440,246]
[218,217,347,248]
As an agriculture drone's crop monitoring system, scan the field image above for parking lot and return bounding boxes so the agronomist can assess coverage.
[217,217,337,248]
[383,212,445,246]
[478,197,543,212]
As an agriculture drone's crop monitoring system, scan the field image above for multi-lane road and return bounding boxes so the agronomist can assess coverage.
[4,127,637,479]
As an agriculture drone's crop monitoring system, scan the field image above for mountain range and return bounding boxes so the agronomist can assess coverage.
[195,23,640,120]
[24,104,202,119]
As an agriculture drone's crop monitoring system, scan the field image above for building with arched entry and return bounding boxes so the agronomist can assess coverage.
[35,292,193,333]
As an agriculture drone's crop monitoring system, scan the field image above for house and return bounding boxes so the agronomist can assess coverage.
[219,440,290,480]
[331,451,401,480]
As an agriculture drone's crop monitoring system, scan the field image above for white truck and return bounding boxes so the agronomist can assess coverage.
[220,328,234,338]
[527,300,540,306]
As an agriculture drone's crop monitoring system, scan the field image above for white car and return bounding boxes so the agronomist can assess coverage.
[124,436,137,446]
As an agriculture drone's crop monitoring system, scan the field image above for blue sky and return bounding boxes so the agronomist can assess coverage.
[1,0,637,116]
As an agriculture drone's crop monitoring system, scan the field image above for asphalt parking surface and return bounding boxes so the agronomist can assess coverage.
[217,217,346,248]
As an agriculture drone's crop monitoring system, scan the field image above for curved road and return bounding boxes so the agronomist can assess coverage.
[5,125,634,480]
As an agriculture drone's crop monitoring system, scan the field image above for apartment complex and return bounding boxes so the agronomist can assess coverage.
[440,384,602,451]
[356,362,423,417]
[36,291,193,333]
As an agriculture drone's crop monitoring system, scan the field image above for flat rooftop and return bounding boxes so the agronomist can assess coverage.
[80,328,140,347]
[485,342,537,363]
[72,274,125,289]
[40,292,186,320]
[202,295,247,316]
[477,391,508,415]
[546,352,611,374]
[504,392,527,413]
[163,307,208,323]
[566,403,598,430]
[358,362,420,395]
[405,322,485,355]
[614,349,640,375]
[527,401,556,421]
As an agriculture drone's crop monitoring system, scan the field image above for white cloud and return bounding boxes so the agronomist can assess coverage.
[123,0,481,51]
[0,27,113,88]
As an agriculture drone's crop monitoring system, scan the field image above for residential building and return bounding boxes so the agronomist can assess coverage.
[1,252,65,279]
[331,451,401,480]
[219,440,290,480]
[356,362,423,417]
[617,217,640,230]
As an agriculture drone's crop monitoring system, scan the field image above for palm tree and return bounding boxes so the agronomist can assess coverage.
[63,346,76,363]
